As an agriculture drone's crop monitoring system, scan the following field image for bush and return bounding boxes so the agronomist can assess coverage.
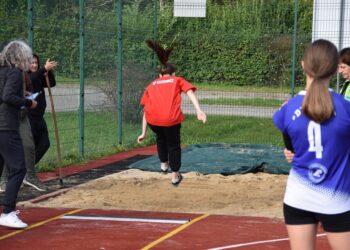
[96,62,153,123]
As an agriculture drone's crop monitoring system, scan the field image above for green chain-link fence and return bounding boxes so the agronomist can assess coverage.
[1,0,349,171]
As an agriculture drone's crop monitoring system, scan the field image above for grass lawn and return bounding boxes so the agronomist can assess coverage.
[194,82,304,93]
[200,98,282,107]
[39,112,283,172]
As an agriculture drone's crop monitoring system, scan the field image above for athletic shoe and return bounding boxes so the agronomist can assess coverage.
[171,173,183,186]
[0,211,28,229]
[23,179,48,192]
[160,162,169,174]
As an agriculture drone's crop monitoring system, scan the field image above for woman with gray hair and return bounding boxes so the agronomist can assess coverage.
[0,40,37,229]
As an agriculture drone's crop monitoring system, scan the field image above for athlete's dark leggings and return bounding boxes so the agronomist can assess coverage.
[148,123,181,172]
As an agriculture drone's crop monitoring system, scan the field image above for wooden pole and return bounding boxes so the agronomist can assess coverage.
[45,74,63,186]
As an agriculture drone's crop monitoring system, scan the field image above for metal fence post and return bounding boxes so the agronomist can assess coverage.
[152,0,158,78]
[336,0,346,92]
[290,0,299,98]
[117,0,123,145]
[27,0,33,49]
[79,0,85,157]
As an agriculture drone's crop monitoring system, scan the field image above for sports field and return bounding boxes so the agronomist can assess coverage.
[0,146,331,249]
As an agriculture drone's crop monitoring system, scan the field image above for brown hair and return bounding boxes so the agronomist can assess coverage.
[339,47,350,66]
[146,40,176,75]
[302,39,339,123]
[23,71,31,90]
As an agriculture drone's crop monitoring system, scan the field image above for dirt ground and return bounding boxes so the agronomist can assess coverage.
[22,169,288,218]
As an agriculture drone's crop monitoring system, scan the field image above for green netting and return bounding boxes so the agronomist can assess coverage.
[2,0,347,172]
[128,143,290,175]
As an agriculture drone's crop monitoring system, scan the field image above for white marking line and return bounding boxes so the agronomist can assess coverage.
[207,233,327,249]
[61,215,189,224]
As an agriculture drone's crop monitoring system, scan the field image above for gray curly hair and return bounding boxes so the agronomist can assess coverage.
[0,40,32,71]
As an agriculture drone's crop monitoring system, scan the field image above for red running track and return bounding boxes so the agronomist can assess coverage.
[0,146,331,249]
[37,145,158,182]
[0,207,331,249]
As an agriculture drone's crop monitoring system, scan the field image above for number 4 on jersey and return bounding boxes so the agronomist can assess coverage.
[308,121,323,159]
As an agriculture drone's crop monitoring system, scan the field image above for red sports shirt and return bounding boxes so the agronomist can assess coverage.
[140,76,196,126]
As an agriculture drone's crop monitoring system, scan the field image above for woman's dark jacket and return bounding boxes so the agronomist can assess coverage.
[0,66,32,130]
[28,68,56,117]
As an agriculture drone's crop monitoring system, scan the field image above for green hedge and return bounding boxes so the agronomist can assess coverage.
[156,0,312,86]
[0,0,313,86]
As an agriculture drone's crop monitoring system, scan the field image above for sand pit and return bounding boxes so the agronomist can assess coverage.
[22,169,288,218]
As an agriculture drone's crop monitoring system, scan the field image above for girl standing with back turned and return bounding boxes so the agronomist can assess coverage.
[273,39,350,250]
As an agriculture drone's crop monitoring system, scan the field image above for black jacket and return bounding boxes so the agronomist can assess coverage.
[28,68,56,117]
[0,66,32,130]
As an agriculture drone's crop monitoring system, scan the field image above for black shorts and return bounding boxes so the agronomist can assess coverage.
[284,203,350,233]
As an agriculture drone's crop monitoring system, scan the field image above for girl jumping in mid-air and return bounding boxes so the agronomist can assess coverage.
[137,40,206,186]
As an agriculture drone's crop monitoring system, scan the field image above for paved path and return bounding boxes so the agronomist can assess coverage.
[46,85,288,118]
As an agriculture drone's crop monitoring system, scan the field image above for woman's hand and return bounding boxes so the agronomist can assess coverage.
[30,100,38,109]
[44,59,58,71]
[186,90,207,123]
[196,109,207,123]
[137,133,146,143]
[284,148,294,163]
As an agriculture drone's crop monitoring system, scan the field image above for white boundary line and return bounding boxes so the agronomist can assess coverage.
[61,215,189,224]
[207,233,327,250]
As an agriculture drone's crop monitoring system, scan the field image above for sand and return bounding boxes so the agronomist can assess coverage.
[22,169,288,218]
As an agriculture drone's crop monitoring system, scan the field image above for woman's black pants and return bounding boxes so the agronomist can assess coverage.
[0,130,27,213]
[148,123,181,172]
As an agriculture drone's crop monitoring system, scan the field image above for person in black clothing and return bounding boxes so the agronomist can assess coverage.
[0,41,9,182]
[28,54,57,164]
[0,71,46,192]
[0,44,47,192]
[0,40,37,229]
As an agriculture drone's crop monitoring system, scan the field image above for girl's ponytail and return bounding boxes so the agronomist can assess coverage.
[301,40,339,123]
[146,40,176,75]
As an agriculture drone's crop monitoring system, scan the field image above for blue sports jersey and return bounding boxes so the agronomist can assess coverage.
[273,90,350,214]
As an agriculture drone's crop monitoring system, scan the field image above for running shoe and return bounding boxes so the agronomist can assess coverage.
[160,162,169,174]
[0,210,28,229]
[171,173,183,186]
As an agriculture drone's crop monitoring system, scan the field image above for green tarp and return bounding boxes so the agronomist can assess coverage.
[128,144,290,175]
